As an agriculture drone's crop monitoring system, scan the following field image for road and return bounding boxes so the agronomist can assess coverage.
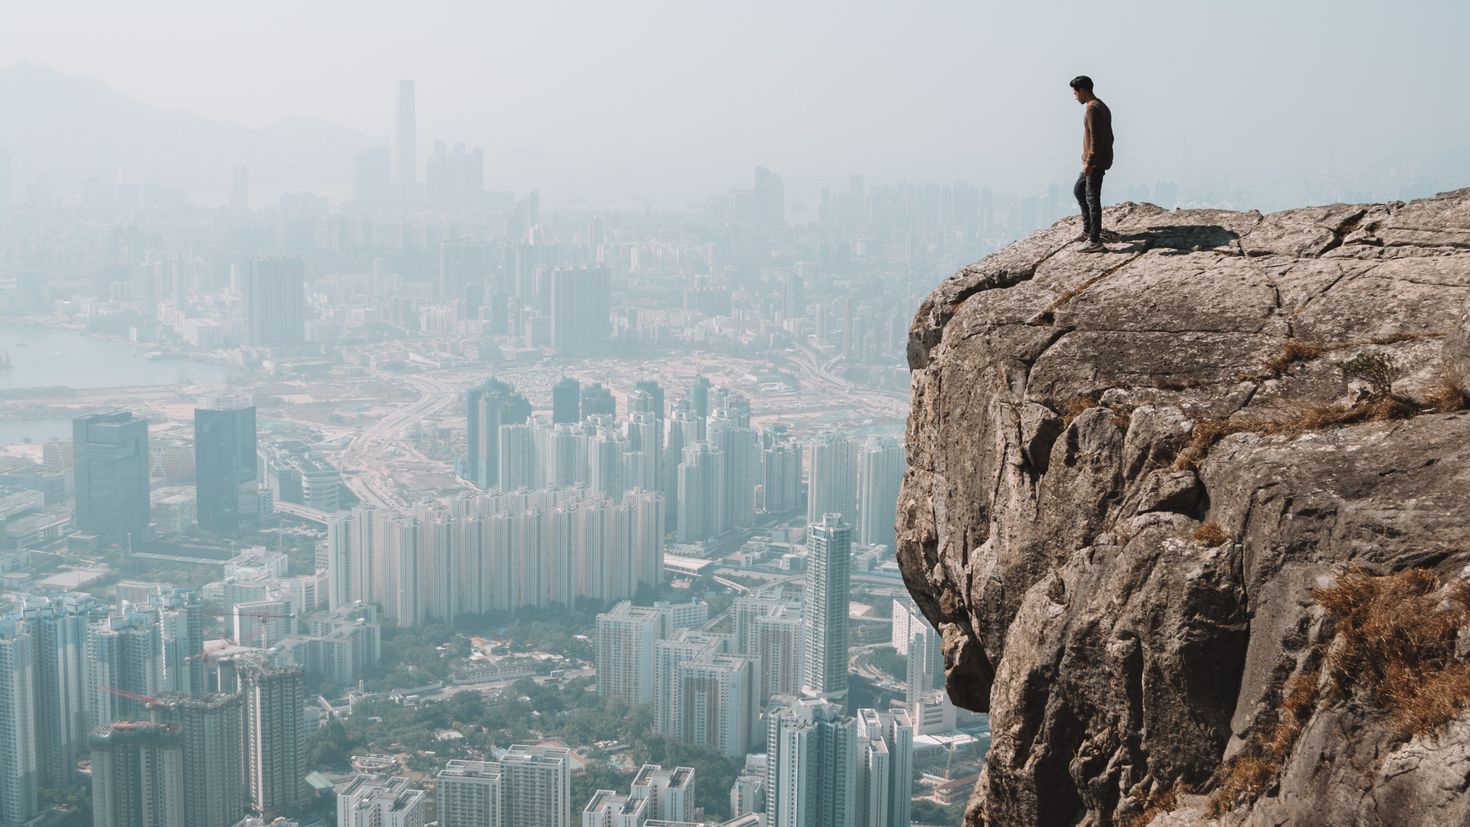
[336,373,462,511]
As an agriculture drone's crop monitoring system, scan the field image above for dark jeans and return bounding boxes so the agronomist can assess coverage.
[1074,169,1106,242]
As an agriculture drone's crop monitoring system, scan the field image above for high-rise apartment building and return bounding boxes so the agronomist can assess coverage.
[154,693,246,827]
[73,411,151,541]
[0,618,38,825]
[89,722,185,827]
[20,592,100,788]
[676,443,724,543]
[501,745,571,827]
[439,239,494,304]
[807,433,856,525]
[595,602,668,706]
[436,760,504,827]
[801,514,852,698]
[855,708,914,827]
[238,659,306,817]
[87,607,163,727]
[654,631,757,757]
[464,379,532,489]
[550,267,611,355]
[766,697,857,827]
[242,256,306,346]
[709,408,758,530]
[338,775,426,827]
[194,393,258,538]
[760,437,802,515]
[580,382,616,419]
[857,437,904,551]
[582,765,696,827]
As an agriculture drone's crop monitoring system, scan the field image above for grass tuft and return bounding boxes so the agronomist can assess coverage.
[1192,521,1228,546]
[1312,567,1470,739]
[1061,396,1099,428]
[1264,339,1325,375]
[1424,373,1469,414]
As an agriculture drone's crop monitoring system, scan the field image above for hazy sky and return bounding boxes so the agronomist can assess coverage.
[3,1,1468,207]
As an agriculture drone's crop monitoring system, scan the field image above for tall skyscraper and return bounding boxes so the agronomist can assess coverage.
[766,697,856,827]
[73,411,151,541]
[154,693,246,827]
[857,437,905,551]
[807,433,857,525]
[754,166,786,230]
[551,377,581,424]
[855,709,914,827]
[760,436,803,515]
[689,377,711,442]
[242,256,306,346]
[157,589,204,695]
[802,514,852,698]
[0,618,38,825]
[194,393,258,538]
[338,775,426,827]
[238,659,306,817]
[395,80,417,190]
[501,745,571,827]
[89,722,186,827]
[709,407,758,529]
[632,380,665,425]
[464,379,531,489]
[550,266,610,354]
[437,760,504,827]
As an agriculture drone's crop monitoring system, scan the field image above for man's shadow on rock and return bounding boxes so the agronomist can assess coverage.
[1113,225,1240,255]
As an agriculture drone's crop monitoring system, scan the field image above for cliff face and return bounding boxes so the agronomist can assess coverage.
[897,189,1470,826]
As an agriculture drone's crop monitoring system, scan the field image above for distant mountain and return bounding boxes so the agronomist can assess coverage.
[0,63,381,204]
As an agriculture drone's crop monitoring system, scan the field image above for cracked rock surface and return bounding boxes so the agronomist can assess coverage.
[897,188,1470,825]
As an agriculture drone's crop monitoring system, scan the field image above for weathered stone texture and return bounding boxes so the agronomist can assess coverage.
[898,188,1470,825]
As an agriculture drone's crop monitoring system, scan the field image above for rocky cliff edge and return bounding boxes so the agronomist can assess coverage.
[897,188,1470,825]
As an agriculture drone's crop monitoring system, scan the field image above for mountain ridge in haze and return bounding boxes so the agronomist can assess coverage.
[0,62,378,205]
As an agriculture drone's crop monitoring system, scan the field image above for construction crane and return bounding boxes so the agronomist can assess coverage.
[103,686,164,709]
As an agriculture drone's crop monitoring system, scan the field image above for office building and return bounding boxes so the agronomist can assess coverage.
[501,745,571,827]
[807,433,856,525]
[239,659,306,816]
[194,393,258,538]
[550,267,610,354]
[0,619,37,825]
[89,722,185,827]
[857,437,904,551]
[436,760,504,827]
[855,708,914,827]
[73,411,151,541]
[801,514,852,698]
[464,379,532,489]
[154,693,246,827]
[242,256,306,346]
[551,377,581,424]
[338,775,426,827]
[766,697,856,827]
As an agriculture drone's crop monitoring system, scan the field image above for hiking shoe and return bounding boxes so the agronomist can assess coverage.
[1079,242,1108,253]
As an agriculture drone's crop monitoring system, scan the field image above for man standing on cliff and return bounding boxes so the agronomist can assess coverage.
[1070,75,1114,252]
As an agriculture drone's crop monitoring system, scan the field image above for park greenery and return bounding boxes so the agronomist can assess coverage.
[309,676,741,817]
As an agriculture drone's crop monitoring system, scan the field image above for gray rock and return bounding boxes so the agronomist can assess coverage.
[898,188,1470,826]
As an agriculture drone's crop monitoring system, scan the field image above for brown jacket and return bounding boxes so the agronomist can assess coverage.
[1083,99,1114,171]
